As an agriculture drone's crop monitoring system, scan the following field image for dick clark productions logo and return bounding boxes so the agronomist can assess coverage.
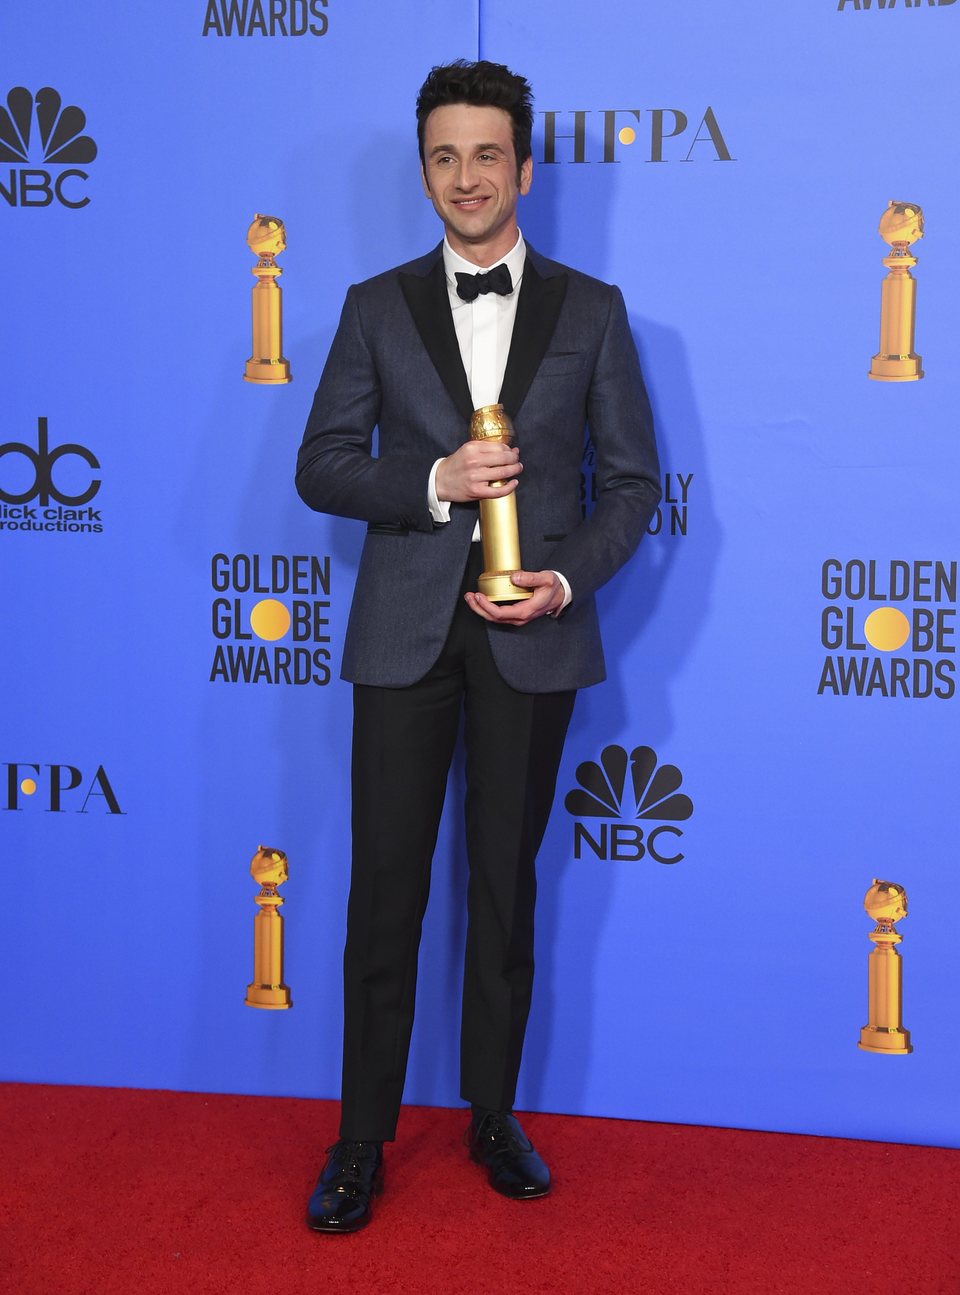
[565,745,693,864]
[0,87,96,208]
[0,417,103,534]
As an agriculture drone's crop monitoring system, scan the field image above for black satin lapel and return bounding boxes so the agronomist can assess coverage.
[399,261,474,422]
[498,260,568,418]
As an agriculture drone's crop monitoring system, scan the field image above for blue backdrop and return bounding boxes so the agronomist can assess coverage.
[3,0,957,1149]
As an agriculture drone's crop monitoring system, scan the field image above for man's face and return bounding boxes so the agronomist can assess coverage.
[420,103,532,267]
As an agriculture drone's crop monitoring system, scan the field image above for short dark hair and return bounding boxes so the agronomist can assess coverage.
[416,60,534,180]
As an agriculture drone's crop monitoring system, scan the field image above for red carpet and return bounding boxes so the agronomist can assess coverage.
[1,1084,957,1295]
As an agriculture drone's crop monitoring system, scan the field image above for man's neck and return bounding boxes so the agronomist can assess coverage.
[443,229,523,271]
[443,226,521,268]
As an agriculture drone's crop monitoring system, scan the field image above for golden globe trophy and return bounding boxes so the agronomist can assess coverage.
[858,879,911,1055]
[468,404,533,603]
[244,214,292,385]
[244,845,292,1010]
[868,201,924,382]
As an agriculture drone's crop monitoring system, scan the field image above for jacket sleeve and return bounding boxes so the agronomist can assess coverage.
[295,286,436,533]
[545,286,661,604]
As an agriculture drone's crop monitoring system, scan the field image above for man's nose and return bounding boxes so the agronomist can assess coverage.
[455,159,479,189]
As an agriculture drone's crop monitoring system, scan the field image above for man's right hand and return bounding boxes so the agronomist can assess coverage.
[435,441,522,503]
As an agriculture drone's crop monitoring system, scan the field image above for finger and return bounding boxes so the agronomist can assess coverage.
[474,453,522,473]
[500,573,562,613]
[470,443,519,460]
[469,587,554,624]
[470,479,519,499]
[467,591,527,621]
[470,462,522,483]
[507,570,552,588]
[463,592,497,622]
[507,590,563,622]
[487,581,553,608]
[460,445,519,469]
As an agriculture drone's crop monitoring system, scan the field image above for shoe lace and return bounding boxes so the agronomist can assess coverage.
[326,1139,379,1187]
[471,1113,529,1158]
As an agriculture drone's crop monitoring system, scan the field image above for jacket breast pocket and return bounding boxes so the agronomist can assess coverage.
[536,352,584,378]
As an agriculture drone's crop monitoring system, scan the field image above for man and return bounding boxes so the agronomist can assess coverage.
[295,59,660,1232]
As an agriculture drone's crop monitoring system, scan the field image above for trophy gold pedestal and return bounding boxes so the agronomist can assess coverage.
[245,845,292,1010]
[858,878,911,1055]
[244,214,292,385]
[869,201,924,383]
[468,404,533,604]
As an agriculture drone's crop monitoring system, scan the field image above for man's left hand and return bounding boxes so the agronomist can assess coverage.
[464,570,565,625]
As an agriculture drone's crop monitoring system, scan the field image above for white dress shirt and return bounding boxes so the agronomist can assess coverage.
[427,231,571,608]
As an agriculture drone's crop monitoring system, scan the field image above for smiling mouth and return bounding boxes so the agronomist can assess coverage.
[452,197,488,209]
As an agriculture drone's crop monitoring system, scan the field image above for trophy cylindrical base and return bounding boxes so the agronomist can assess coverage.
[858,1025,912,1054]
[870,267,921,381]
[868,355,923,382]
[244,358,292,384]
[245,982,292,1010]
[478,570,534,603]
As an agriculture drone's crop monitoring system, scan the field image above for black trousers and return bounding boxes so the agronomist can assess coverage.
[339,548,575,1140]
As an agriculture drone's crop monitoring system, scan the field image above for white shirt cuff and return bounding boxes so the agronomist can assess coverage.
[428,458,451,524]
[551,570,572,613]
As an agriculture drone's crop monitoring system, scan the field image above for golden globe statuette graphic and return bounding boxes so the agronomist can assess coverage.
[858,879,911,1055]
[869,202,924,382]
[468,404,533,603]
[244,214,292,385]
[244,845,292,1009]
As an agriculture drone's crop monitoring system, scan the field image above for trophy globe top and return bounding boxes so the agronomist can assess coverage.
[469,403,514,443]
[879,202,923,250]
[250,845,288,888]
[864,878,907,926]
[247,214,286,259]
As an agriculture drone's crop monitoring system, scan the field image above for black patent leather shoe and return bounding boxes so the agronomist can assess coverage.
[306,1139,383,1233]
[467,1111,551,1199]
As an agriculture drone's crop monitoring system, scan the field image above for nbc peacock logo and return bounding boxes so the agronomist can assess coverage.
[564,744,693,864]
[0,87,97,209]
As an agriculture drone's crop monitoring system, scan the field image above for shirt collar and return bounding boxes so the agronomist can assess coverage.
[443,230,526,299]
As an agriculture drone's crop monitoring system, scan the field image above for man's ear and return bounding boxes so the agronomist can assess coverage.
[519,154,533,197]
[420,163,432,198]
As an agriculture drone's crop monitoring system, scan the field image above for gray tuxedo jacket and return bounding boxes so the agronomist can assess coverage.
[295,242,661,693]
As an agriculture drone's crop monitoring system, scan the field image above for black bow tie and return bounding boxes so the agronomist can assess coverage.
[455,263,513,302]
